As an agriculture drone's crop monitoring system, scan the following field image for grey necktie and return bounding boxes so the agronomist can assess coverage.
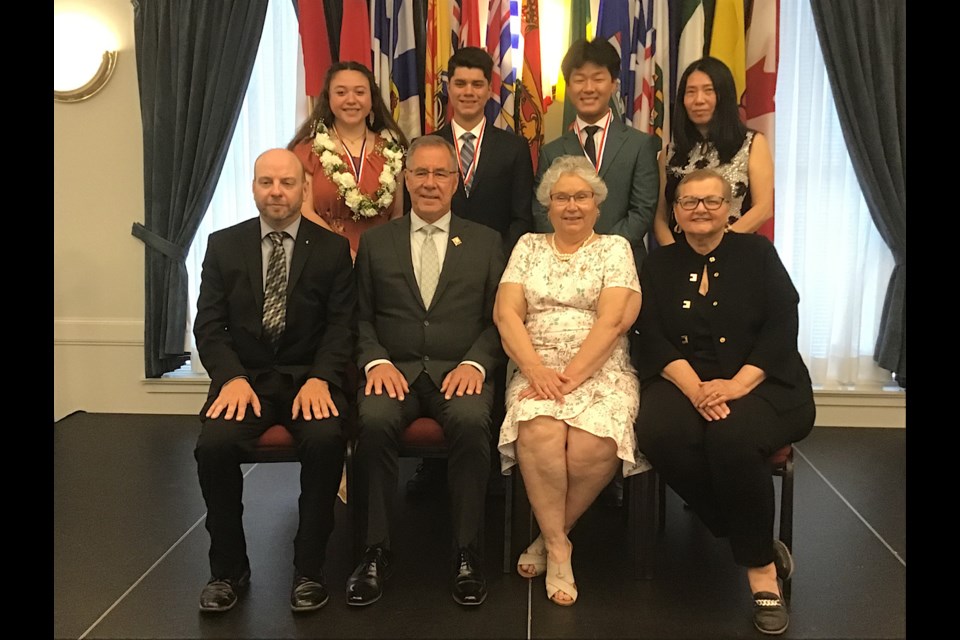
[460,132,476,194]
[262,231,288,347]
[419,225,440,308]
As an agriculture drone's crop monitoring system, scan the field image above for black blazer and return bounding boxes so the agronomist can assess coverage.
[355,213,506,388]
[435,123,534,253]
[194,216,357,396]
[631,233,813,413]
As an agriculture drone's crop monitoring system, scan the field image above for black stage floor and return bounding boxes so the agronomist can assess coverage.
[54,413,905,639]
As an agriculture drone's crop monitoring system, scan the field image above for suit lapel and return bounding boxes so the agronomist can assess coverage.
[468,125,500,195]
[599,119,628,179]
[245,220,265,312]
[562,131,585,159]
[432,216,466,304]
[389,216,426,310]
[287,220,312,294]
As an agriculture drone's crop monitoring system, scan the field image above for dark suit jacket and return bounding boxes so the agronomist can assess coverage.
[534,118,660,266]
[433,124,534,254]
[355,213,506,388]
[631,233,813,413]
[194,216,357,398]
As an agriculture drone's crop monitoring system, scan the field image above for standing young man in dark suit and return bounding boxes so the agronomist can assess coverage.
[435,46,535,254]
[348,135,506,608]
[193,149,356,614]
[534,38,660,269]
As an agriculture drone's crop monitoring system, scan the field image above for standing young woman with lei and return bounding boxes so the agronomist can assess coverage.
[288,62,410,258]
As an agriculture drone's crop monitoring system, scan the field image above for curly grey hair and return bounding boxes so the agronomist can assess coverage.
[535,155,609,208]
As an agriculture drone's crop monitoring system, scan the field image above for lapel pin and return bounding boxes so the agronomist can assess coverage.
[452,236,462,246]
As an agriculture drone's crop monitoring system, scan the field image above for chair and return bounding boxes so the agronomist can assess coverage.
[627,445,796,600]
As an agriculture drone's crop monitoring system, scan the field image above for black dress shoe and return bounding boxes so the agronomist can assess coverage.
[199,568,250,613]
[772,539,794,581]
[346,546,393,606]
[291,572,329,612]
[753,591,789,635]
[451,548,487,606]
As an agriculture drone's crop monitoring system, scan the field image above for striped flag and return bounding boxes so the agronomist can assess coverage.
[742,0,778,241]
[651,0,670,142]
[392,0,423,139]
[485,0,516,131]
[516,0,548,171]
[562,0,593,131]
[596,0,633,122]
[454,0,483,49]
[709,0,746,100]
[371,0,393,109]
[425,0,453,132]
[630,0,656,132]
[298,0,332,97]
[676,0,705,84]
[339,0,372,68]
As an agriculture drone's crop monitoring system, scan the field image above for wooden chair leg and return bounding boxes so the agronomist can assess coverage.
[628,470,657,580]
[779,452,795,602]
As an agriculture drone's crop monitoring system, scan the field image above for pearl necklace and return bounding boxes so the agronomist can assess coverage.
[551,231,595,261]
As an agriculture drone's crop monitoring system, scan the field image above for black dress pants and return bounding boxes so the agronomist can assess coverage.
[195,371,346,581]
[356,371,492,555]
[635,377,814,567]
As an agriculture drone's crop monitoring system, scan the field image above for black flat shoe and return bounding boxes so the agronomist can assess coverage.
[753,591,789,635]
[199,568,250,613]
[452,548,487,606]
[291,573,329,612]
[346,546,392,606]
[772,540,794,581]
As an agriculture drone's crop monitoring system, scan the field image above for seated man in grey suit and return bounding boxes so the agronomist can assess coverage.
[534,38,660,269]
[348,135,506,607]
[193,149,356,614]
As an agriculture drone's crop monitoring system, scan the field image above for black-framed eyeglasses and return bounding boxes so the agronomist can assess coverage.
[549,191,595,205]
[406,168,457,180]
[676,196,726,211]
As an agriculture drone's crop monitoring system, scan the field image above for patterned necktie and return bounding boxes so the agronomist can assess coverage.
[459,132,476,194]
[582,125,600,166]
[262,231,288,347]
[419,225,440,308]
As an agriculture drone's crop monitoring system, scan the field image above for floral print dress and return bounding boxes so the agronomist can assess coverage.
[497,233,651,477]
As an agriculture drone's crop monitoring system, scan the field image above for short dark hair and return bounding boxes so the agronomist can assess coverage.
[448,46,493,82]
[560,38,620,83]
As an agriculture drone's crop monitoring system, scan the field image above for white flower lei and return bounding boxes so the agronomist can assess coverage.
[311,121,405,221]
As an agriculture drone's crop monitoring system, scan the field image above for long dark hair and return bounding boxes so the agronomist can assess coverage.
[287,61,409,150]
[669,57,747,167]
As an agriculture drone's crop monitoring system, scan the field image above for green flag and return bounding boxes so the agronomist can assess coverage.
[561,0,593,132]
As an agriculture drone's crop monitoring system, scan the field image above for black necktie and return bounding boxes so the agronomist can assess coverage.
[583,125,600,166]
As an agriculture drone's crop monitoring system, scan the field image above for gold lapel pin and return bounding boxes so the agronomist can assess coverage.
[452,236,462,246]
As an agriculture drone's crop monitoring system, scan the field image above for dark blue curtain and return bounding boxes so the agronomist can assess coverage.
[809,0,906,387]
[131,0,269,377]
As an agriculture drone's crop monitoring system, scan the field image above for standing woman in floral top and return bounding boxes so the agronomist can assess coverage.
[652,57,774,246]
[288,62,409,259]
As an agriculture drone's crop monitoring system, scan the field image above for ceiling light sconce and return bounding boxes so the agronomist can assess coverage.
[54,13,119,103]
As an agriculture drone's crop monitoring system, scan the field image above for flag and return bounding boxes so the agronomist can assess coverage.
[651,0,671,142]
[340,0,372,68]
[425,0,453,132]
[485,0,515,131]
[517,0,548,171]
[454,0,482,49]
[596,0,633,122]
[371,0,393,109]
[708,0,746,100]
[562,0,593,131]
[742,0,778,241]
[392,0,423,139]
[676,0,705,83]
[298,0,332,97]
[630,0,657,133]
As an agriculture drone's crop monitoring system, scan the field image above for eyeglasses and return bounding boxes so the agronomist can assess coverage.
[676,196,726,211]
[406,168,457,180]
[550,191,595,205]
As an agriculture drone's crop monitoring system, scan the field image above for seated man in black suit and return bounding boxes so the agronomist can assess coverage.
[193,148,356,614]
[411,45,533,496]
[349,135,507,607]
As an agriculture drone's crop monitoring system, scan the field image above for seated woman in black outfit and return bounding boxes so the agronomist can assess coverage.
[632,169,815,636]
